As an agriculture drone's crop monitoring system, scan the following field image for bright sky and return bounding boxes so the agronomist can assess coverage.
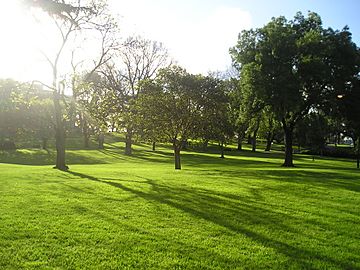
[0,0,359,83]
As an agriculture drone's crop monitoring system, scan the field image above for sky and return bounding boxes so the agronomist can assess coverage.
[0,0,359,83]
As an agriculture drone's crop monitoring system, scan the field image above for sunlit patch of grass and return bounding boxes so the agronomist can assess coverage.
[0,143,359,269]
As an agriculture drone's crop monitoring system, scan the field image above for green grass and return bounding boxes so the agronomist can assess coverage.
[0,141,360,269]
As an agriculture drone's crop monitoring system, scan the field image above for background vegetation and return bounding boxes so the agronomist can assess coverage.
[1,1,360,269]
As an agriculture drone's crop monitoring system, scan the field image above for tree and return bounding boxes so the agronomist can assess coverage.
[258,106,281,152]
[296,112,330,155]
[137,66,202,170]
[75,72,120,149]
[337,78,360,168]
[237,62,265,152]
[196,75,231,153]
[0,79,26,149]
[102,36,171,155]
[28,98,54,150]
[0,79,54,150]
[26,0,114,170]
[231,12,359,166]
[69,12,118,148]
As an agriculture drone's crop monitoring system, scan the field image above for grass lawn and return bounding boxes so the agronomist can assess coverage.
[0,141,359,269]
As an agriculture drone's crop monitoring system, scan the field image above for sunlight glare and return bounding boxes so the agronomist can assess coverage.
[0,1,56,84]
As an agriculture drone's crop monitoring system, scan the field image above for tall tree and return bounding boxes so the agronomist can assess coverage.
[26,0,113,170]
[102,36,171,155]
[231,12,359,166]
[70,12,118,148]
[337,78,360,168]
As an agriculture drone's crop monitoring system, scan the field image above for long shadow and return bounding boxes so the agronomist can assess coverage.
[130,148,284,168]
[69,203,242,268]
[257,169,360,193]
[2,141,357,172]
[66,170,359,269]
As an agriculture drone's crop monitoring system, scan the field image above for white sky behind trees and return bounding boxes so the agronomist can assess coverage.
[110,0,252,74]
[0,0,359,83]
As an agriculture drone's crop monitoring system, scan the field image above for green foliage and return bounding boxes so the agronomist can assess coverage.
[231,11,360,165]
[197,75,233,145]
[295,112,330,153]
[137,66,202,144]
[0,80,53,148]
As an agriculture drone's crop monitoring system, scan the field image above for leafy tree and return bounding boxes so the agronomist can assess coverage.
[75,72,121,149]
[337,78,360,168]
[0,79,54,150]
[0,79,24,149]
[238,62,265,152]
[28,98,54,150]
[229,92,247,151]
[196,75,230,153]
[231,12,359,166]
[258,106,282,152]
[296,112,330,154]
[137,66,202,170]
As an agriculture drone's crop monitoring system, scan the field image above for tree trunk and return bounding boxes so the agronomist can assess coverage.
[282,121,294,167]
[202,139,209,152]
[125,129,132,155]
[173,141,181,170]
[251,137,256,152]
[98,133,104,149]
[83,117,89,148]
[252,128,259,152]
[53,91,68,171]
[237,135,242,151]
[357,137,360,169]
[182,140,188,150]
[334,134,338,147]
[265,132,273,152]
[152,141,156,151]
[220,142,225,158]
[247,134,252,144]
[42,137,48,150]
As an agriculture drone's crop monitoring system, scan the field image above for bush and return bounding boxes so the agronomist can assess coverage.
[305,145,356,159]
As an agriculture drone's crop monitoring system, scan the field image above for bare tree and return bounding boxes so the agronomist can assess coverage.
[102,36,172,155]
[70,13,119,148]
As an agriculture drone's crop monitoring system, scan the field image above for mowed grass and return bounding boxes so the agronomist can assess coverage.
[0,141,360,269]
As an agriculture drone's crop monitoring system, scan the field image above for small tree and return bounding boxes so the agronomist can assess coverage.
[196,75,231,153]
[258,106,281,152]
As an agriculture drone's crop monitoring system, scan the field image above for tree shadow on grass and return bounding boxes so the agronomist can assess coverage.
[66,170,359,269]
[130,148,284,168]
[69,202,241,269]
[257,169,360,193]
[193,166,360,193]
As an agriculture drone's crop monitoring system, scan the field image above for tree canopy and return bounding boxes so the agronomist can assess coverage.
[231,11,360,166]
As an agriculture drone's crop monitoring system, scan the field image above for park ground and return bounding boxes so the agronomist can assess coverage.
[0,138,359,269]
